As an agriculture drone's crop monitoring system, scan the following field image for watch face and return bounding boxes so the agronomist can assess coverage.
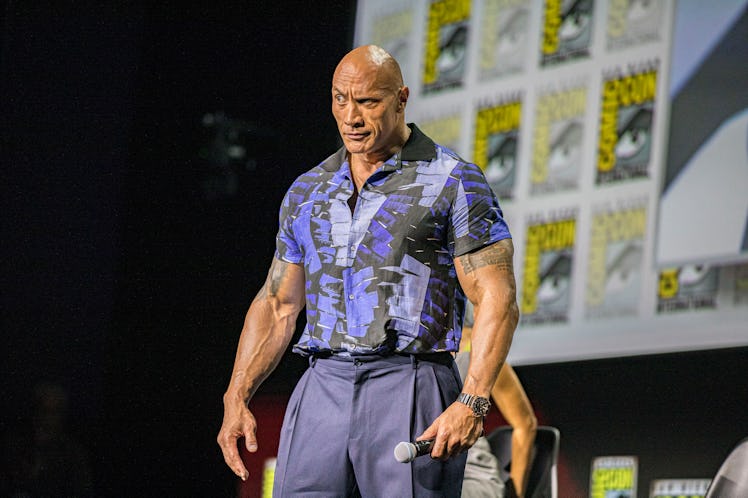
[473,397,491,416]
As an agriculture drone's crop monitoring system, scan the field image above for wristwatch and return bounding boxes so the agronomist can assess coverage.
[457,392,491,417]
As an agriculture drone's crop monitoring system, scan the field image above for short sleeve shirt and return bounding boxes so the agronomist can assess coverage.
[276,124,511,356]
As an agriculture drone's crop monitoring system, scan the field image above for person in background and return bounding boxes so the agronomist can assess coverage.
[217,44,519,497]
[0,381,94,498]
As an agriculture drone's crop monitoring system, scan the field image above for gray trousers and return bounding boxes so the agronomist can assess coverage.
[273,354,467,497]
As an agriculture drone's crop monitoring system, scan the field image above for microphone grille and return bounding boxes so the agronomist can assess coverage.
[393,441,416,463]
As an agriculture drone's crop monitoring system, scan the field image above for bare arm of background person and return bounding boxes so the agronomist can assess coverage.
[419,239,520,459]
[217,258,305,481]
[493,363,537,498]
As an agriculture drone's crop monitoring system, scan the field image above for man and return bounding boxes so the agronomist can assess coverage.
[217,45,519,497]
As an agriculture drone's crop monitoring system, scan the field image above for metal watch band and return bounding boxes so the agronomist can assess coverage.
[457,392,491,417]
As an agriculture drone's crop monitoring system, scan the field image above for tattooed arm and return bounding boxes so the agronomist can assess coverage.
[457,238,519,402]
[418,238,519,460]
[218,257,305,481]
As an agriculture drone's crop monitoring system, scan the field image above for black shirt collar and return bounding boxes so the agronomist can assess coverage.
[401,123,437,162]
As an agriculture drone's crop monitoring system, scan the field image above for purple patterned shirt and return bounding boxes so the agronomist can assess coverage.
[276,124,511,356]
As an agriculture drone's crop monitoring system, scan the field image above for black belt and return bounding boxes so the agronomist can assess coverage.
[310,351,454,368]
[396,352,454,367]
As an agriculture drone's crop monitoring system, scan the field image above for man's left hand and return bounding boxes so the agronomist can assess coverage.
[415,401,484,460]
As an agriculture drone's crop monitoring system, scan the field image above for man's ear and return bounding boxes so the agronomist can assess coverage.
[398,86,410,111]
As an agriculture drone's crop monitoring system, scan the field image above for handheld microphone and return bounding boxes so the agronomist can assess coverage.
[394,439,434,463]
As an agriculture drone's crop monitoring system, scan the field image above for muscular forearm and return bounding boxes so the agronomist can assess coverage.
[224,258,305,404]
[224,297,300,403]
[463,297,518,397]
[457,239,519,398]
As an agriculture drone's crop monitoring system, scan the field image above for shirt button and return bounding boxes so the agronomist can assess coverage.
[348,294,355,300]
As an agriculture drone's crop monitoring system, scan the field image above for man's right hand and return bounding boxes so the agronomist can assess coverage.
[217,393,258,481]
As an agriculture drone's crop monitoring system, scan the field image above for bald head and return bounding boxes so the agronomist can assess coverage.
[333,45,404,93]
[330,44,411,165]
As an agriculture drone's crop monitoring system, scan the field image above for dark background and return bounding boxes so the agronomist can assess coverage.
[3,2,355,496]
[2,2,747,497]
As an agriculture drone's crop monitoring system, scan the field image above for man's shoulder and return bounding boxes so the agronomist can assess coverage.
[316,146,347,173]
[418,143,484,180]
[433,142,465,164]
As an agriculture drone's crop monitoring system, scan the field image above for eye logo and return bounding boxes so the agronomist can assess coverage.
[615,106,653,163]
[541,0,594,66]
[436,24,468,77]
[422,0,471,93]
[485,133,517,185]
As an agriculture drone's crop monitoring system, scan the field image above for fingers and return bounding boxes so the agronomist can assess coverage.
[217,412,257,482]
[419,404,484,461]
[416,423,437,443]
[245,428,258,453]
[430,428,464,461]
[418,420,457,461]
[217,429,250,481]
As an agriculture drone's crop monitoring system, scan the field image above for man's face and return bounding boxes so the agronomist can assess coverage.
[331,61,406,157]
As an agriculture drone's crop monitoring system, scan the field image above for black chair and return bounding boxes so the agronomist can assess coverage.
[705,436,748,498]
[486,425,560,498]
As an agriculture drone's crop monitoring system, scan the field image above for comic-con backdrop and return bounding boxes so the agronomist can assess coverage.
[354,0,748,365]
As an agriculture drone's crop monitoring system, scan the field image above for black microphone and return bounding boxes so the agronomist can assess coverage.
[393,439,435,463]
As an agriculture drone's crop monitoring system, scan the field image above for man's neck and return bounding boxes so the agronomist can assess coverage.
[349,155,380,192]
[348,125,411,191]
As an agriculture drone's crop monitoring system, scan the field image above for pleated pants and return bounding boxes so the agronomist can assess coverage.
[272,353,467,497]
